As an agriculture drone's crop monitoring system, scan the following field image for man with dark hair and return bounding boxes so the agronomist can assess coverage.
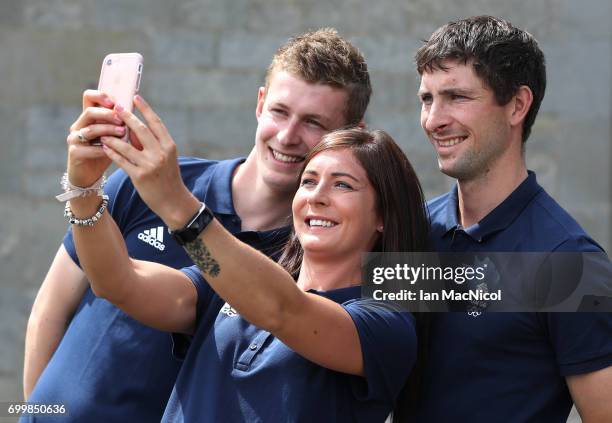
[23,28,371,422]
[413,15,612,422]
[416,15,546,144]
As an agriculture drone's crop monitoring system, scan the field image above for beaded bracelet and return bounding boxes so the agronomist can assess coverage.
[64,195,110,226]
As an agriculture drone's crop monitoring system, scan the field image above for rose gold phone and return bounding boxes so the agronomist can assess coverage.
[98,52,143,141]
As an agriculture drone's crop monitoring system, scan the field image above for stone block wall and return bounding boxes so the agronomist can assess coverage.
[0,1,609,421]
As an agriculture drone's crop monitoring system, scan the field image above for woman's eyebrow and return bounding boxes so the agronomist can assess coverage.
[303,169,360,182]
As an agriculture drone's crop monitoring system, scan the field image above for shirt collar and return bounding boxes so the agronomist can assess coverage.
[202,158,244,216]
[443,171,542,241]
[309,285,362,303]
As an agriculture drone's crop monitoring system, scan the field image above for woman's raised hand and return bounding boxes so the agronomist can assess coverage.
[100,95,200,229]
[66,90,126,187]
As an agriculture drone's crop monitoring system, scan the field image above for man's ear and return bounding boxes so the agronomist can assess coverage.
[255,86,266,120]
[509,85,533,128]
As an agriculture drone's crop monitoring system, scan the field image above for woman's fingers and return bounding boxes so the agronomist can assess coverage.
[70,107,123,133]
[133,95,172,147]
[63,90,120,188]
[82,89,115,110]
[66,131,109,161]
[111,97,177,156]
[113,103,157,150]
[71,124,126,144]
[101,140,138,176]
[128,129,144,151]
[66,138,111,187]
[100,136,142,166]
[67,143,108,160]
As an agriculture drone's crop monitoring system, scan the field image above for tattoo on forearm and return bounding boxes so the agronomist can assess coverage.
[185,238,221,277]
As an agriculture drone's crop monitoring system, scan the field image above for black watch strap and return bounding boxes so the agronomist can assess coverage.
[168,203,214,246]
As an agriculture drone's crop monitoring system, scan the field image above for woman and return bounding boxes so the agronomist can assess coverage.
[65,97,429,422]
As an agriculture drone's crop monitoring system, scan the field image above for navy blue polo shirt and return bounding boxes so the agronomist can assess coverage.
[162,271,417,422]
[412,171,612,423]
[25,157,289,423]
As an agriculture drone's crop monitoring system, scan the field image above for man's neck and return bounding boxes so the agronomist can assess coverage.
[456,150,528,228]
[231,151,294,231]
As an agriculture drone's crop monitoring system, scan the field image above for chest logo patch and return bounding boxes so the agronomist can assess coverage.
[137,226,166,251]
[220,302,239,317]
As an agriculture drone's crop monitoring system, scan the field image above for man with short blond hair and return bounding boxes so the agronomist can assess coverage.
[24,28,371,422]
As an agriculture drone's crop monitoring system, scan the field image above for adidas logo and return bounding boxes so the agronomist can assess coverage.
[138,226,166,251]
[220,302,239,317]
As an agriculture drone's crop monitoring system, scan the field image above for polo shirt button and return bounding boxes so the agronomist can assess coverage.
[249,343,257,350]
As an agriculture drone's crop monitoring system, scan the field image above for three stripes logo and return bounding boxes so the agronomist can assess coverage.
[138,226,166,251]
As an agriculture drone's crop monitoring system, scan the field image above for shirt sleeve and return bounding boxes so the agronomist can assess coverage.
[62,168,133,267]
[554,234,605,253]
[172,265,220,359]
[181,265,217,325]
[545,312,612,376]
[548,234,612,375]
[342,299,417,404]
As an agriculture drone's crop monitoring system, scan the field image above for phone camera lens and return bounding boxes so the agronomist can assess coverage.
[106,59,112,65]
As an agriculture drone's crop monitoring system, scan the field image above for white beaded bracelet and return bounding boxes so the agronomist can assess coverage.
[56,172,107,202]
[64,195,110,226]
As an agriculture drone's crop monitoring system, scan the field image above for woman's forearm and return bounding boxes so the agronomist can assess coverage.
[70,196,136,303]
[68,196,197,333]
[183,218,304,333]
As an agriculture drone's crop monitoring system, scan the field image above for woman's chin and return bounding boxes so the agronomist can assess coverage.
[301,240,334,256]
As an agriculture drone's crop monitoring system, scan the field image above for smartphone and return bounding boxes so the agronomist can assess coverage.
[98,52,143,141]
